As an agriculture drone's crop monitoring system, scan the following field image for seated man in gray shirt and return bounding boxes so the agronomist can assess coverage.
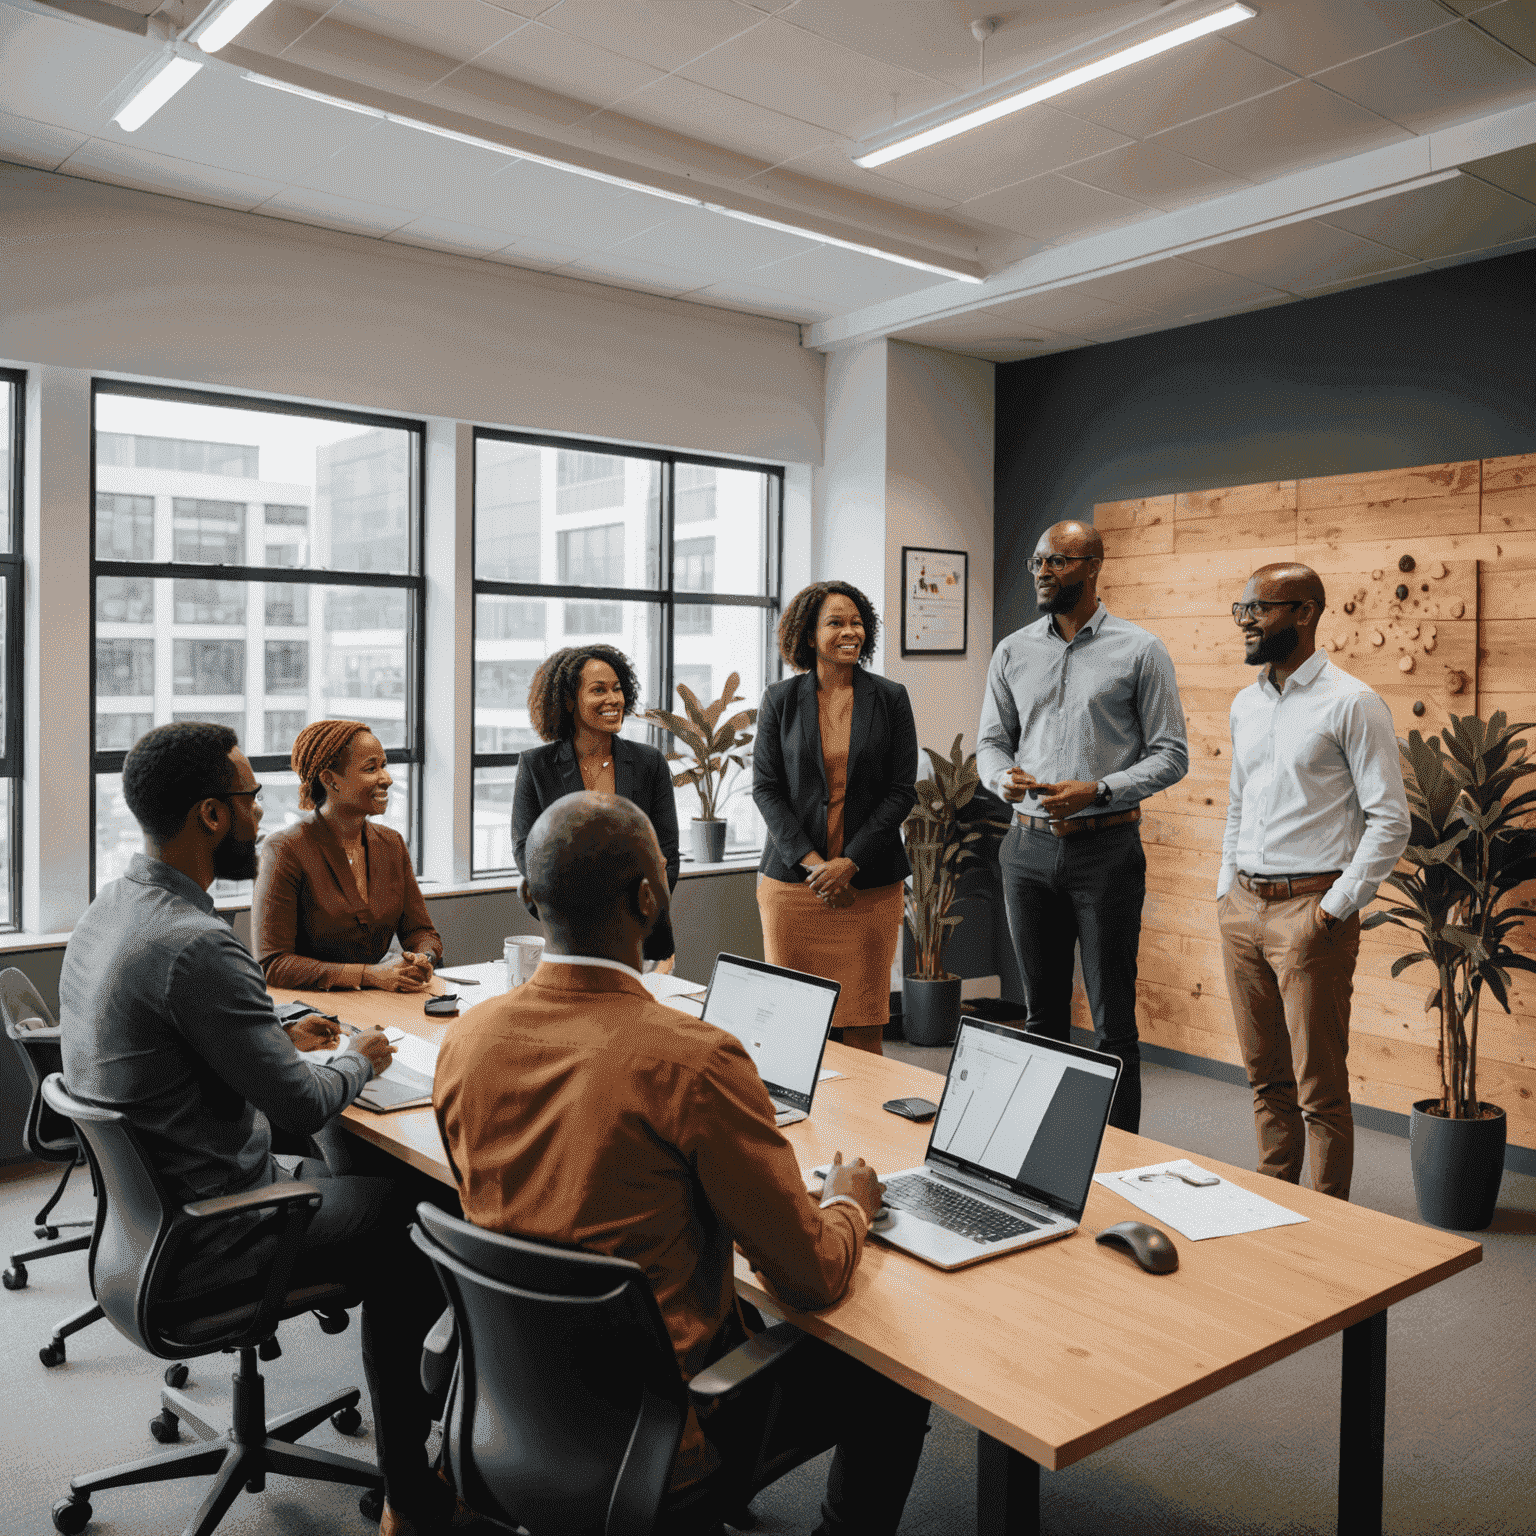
[61,721,456,1536]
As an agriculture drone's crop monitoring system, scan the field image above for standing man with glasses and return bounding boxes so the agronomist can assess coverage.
[1220,564,1409,1200]
[977,521,1188,1132]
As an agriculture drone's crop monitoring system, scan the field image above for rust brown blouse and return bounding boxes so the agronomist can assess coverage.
[253,814,442,991]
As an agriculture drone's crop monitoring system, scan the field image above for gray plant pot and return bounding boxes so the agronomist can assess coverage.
[1409,1100,1505,1231]
[690,819,728,865]
[902,975,962,1047]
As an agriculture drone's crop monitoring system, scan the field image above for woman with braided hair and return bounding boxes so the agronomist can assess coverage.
[253,719,442,991]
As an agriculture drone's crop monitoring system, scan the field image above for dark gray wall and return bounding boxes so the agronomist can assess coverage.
[994,248,1536,641]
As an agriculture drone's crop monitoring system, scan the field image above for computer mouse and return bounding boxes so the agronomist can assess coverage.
[1095,1220,1179,1274]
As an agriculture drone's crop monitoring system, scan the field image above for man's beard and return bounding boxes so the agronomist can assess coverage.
[1245,625,1299,666]
[1037,578,1085,615]
[213,833,259,882]
[643,907,676,963]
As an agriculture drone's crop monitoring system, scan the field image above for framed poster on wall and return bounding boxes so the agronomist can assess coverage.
[901,547,968,656]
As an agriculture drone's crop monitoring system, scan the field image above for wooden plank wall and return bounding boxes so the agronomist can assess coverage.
[1084,454,1536,1150]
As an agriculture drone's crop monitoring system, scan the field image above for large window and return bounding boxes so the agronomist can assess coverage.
[91,384,424,895]
[471,433,781,876]
[0,371,23,928]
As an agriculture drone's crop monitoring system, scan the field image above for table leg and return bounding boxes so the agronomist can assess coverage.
[1338,1308,1387,1536]
[977,1432,1040,1536]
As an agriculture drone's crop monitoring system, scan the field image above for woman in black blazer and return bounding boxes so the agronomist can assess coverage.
[754,581,918,1054]
[510,645,681,896]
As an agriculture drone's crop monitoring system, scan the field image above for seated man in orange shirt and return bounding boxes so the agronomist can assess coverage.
[433,793,930,1535]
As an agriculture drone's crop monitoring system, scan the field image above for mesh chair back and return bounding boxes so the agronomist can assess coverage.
[412,1204,688,1536]
[0,968,74,1161]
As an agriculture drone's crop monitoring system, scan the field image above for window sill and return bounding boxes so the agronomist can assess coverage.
[457,852,761,892]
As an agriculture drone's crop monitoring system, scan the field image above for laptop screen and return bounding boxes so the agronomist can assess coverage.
[926,1018,1120,1218]
[702,953,840,1110]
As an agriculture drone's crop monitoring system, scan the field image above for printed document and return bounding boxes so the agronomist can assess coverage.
[1094,1158,1309,1241]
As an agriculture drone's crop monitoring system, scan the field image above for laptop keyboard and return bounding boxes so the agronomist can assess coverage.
[883,1175,1038,1244]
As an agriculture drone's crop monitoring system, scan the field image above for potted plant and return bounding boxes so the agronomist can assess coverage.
[901,736,1010,1046]
[643,674,757,865]
[1364,712,1536,1230]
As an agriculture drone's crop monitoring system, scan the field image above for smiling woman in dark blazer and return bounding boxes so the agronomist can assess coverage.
[754,581,918,1054]
[510,644,680,893]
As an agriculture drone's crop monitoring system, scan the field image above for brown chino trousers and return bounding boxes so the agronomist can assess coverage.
[1218,882,1361,1200]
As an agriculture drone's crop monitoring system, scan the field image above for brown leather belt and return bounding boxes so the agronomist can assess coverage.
[1017,807,1141,839]
[1237,871,1341,900]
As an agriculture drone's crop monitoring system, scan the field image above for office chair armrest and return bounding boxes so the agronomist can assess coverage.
[688,1321,807,1408]
[9,1017,61,1042]
[420,1305,457,1395]
[181,1179,322,1223]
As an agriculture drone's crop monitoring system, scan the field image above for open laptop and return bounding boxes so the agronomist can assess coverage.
[701,953,840,1126]
[876,1018,1122,1270]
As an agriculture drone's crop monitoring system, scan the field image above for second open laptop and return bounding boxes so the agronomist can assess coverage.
[701,953,840,1126]
[876,1018,1122,1270]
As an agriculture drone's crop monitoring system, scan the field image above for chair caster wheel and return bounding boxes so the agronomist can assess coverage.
[164,1362,189,1388]
[40,1340,66,1368]
[315,1308,349,1335]
[149,1410,180,1443]
[257,1335,282,1361]
[359,1486,384,1522]
[330,1405,363,1435]
[3,1263,26,1290]
[36,1224,60,1240]
[52,1495,92,1534]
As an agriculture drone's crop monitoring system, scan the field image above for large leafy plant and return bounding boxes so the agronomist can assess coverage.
[1364,712,1536,1120]
[903,736,1010,981]
[641,673,757,821]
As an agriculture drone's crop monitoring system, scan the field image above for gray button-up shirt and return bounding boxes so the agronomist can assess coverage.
[60,853,371,1209]
[976,602,1189,816]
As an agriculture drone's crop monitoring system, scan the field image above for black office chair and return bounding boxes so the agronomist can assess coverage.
[40,1074,382,1536]
[0,968,106,1368]
[411,1202,826,1536]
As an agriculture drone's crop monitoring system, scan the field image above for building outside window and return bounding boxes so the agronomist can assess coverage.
[91,384,424,895]
[0,370,23,927]
[471,433,780,876]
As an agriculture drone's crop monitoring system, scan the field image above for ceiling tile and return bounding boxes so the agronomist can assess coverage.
[563,250,709,295]
[749,146,961,214]
[1463,142,1536,202]
[255,184,415,235]
[539,0,763,73]
[1422,229,1536,270]
[480,0,564,16]
[958,171,1155,243]
[982,289,1150,334]
[612,74,831,162]
[278,15,463,96]
[871,105,1132,204]
[1314,18,1536,133]
[689,278,841,323]
[1474,0,1536,66]
[473,20,667,108]
[418,61,594,131]
[1061,35,1294,141]
[0,110,89,172]
[383,215,518,256]
[1227,0,1452,79]
[330,0,529,63]
[745,245,951,309]
[677,15,953,139]
[600,205,821,279]
[1075,257,1286,314]
[1149,79,1413,181]
[294,119,515,211]
[1321,173,1536,260]
[0,7,151,132]
[1063,140,1250,211]
[1185,218,1421,292]
[56,138,286,211]
[485,233,590,268]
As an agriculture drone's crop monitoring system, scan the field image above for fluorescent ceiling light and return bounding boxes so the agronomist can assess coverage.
[113,56,203,132]
[244,73,385,117]
[195,0,277,54]
[854,2,1256,168]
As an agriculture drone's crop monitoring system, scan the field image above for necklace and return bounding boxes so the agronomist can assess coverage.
[579,749,612,783]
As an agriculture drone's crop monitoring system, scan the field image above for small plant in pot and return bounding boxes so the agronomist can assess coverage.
[643,674,757,866]
[901,736,1010,1047]
[1364,712,1536,1230]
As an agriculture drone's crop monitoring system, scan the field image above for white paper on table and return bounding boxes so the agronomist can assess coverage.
[309,1029,439,1082]
[641,972,708,1002]
[818,1068,844,1082]
[1093,1158,1309,1241]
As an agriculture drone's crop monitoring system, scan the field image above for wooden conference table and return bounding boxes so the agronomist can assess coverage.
[271,967,1483,1536]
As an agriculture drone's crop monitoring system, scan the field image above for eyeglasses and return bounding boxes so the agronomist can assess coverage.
[217,785,263,807]
[1232,600,1302,624]
[1029,554,1091,575]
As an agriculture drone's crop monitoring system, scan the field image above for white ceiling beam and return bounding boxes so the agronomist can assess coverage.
[807,95,1536,352]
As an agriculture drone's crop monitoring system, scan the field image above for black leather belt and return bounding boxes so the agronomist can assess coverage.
[1016,807,1141,839]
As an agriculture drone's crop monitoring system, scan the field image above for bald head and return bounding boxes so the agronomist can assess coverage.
[1037,520,1104,561]
[1246,562,1326,621]
[524,794,664,943]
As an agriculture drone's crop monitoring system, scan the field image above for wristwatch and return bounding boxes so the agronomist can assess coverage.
[1093,781,1113,808]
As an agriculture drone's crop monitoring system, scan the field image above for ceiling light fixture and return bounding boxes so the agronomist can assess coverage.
[112,55,204,132]
[193,0,278,54]
[854,1,1256,168]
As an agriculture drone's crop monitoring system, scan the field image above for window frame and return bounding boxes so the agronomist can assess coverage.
[87,379,428,895]
[0,367,25,929]
[470,427,783,877]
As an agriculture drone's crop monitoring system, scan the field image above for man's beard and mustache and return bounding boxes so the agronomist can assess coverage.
[213,831,260,882]
[643,905,676,963]
[1244,624,1299,666]
[1037,577,1086,615]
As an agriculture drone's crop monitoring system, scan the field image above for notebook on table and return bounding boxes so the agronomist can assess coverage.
[876,1018,1121,1270]
[700,953,840,1127]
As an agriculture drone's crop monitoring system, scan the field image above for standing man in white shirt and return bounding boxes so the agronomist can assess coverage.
[1220,563,1410,1200]
[977,521,1189,1133]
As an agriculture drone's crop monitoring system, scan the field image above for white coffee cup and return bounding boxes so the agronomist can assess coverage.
[504,935,545,989]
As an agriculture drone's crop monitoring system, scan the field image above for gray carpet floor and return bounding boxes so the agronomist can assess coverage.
[2,1054,1532,1535]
